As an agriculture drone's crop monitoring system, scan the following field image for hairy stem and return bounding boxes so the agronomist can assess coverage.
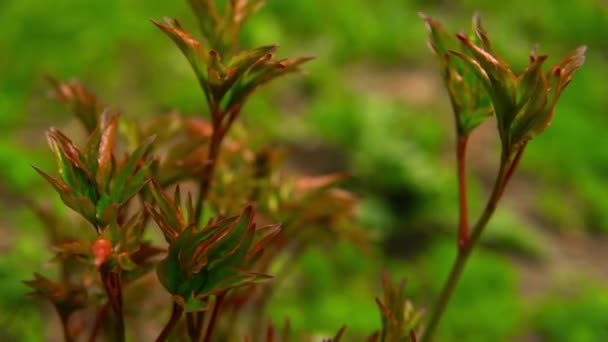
[156,302,184,342]
[422,155,510,342]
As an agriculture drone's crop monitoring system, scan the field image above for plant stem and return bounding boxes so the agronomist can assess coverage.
[59,313,73,342]
[156,302,184,342]
[193,131,221,224]
[456,135,470,250]
[188,107,224,341]
[101,270,125,342]
[189,107,241,340]
[500,143,527,198]
[421,156,510,342]
[88,301,110,342]
[203,292,226,342]
[186,313,198,341]
[194,298,209,340]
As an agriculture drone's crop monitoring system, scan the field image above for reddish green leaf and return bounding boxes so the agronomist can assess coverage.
[149,180,187,237]
[206,205,255,267]
[116,252,137,271]
[24,273,88,317]
[152,18,212,101]
[52,241,92,263]
[48,78,100,133]
[110,135,155,203]
[33,166,97,225]
[228,56,313,110]
[187,0,221,43]
[196,267,271,298]
[46,129,98,202]
[96,113,119,191]
[209,45,277,102]
[248,223,281,258]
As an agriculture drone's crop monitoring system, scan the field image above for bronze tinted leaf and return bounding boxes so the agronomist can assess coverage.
[33,166,97,225]
[48,78,100,133]
[96,113,119,191]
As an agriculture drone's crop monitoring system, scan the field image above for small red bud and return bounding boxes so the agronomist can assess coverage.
[92,239,112,269]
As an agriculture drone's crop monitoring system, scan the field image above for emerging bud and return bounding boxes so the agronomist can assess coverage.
[422,13,585,156]
[151,203,281,311]
[449,15,585,154]
[420,12,494,136]
[92,238,113,269]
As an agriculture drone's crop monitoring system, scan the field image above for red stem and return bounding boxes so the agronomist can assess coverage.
[190,106,241,340]
[456,135,470,251]
[88,301,110,342]
[203,293,226,342]
[194,304,207,340]
[156,302,184,342]
[193,106,226,225]
[186,312,198,340]
[500,143,527,198]
[101,270,125,342]
[59,313,74,342]
[189,111,223,340]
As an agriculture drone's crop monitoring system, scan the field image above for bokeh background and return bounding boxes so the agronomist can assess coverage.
[1,0,608,341]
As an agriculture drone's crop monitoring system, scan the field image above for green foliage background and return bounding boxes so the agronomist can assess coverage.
[1,0,607,340]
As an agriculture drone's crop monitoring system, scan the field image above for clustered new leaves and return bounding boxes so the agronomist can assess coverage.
[48,77,101,133]
[146,0,304,314]
[422,13,586,156]
[24,273,88,319]
[147,181,281,310]
[152,9,312,121]
[33,112,154,231]
[187,0,265,59]
[369,272,422,342]
[455,35,585,155]
[420,13,493,136]
[24,1,429,340]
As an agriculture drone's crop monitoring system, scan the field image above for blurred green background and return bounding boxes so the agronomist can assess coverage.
[1,0,608,340]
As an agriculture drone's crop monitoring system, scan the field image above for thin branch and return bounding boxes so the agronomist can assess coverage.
[88,301,110,342]
[193,113,223,225]
[190,106,241,341]
[59,313,74,342]
[186,312,198,340]
[203,292,226,342]
[101,270,125,342]
[456,135,470,251]
[499,143,527,198]
[156,302,184,342]
[421,155,509,342]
